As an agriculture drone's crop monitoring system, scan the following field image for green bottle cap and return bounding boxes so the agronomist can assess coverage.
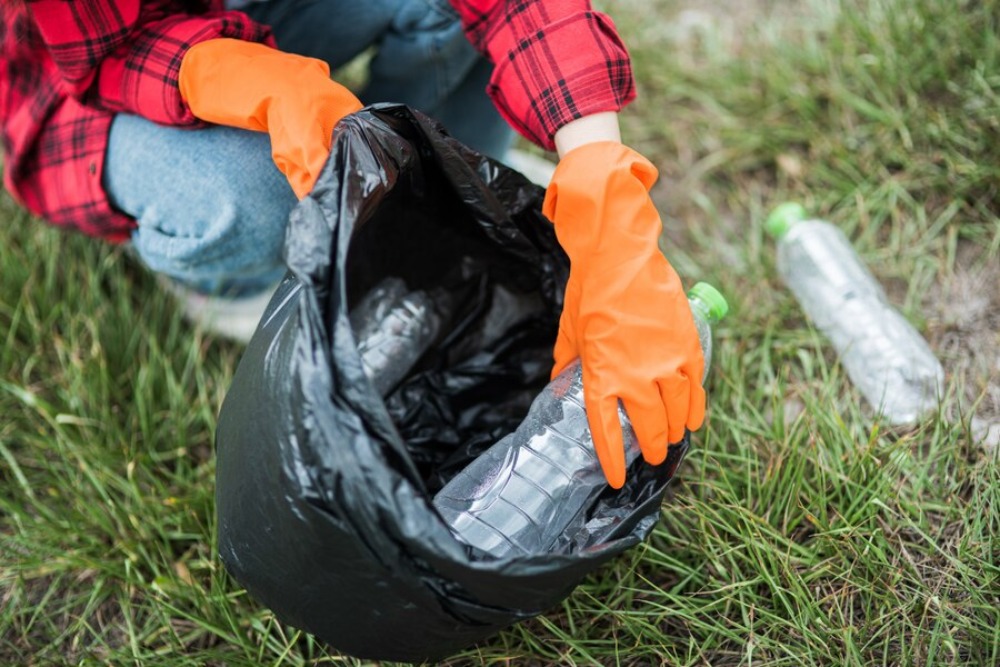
[688,282,729,324]
[765,202,808,239]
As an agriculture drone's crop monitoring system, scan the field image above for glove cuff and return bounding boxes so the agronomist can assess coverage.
[542,142,663,262]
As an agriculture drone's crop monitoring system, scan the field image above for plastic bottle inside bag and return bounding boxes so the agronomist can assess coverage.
[350,277,444,396]
[433,282,728,558]
[766,203,945,424]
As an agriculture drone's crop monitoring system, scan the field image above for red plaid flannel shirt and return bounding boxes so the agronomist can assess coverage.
[0,0,273,241]
[452,0,635,150]
[1,0,635,241]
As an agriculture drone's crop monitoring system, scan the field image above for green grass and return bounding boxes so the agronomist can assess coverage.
[3,0,999,664]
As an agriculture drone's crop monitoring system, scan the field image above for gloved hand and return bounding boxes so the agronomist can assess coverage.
[179,38,363,199]
[542,141,706,489]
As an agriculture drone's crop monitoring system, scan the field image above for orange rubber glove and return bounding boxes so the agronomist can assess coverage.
[543,142,706,489]
[178,38,363,199]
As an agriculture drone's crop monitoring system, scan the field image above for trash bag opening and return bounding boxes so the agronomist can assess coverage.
[341,153,559,494]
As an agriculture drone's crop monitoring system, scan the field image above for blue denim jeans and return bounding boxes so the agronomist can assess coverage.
[104,0,513,296]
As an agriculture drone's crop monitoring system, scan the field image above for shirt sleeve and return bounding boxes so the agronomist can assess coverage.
[450,0,636,151]
[26,0,273,126]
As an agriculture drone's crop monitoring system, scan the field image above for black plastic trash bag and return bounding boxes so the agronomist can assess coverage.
[215,104,687,663]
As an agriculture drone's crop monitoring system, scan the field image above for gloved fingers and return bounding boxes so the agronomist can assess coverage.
[621,391,668,466]
[585,390,628,490]
[686,381,707,432]
[274,84,363,198]
[271,132,326,199]
[661,374,693,445]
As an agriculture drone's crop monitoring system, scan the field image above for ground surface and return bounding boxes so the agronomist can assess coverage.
[627,0,1000,445]
[2,1,998,665]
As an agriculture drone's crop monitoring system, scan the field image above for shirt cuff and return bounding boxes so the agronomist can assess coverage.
[484,10,636,151]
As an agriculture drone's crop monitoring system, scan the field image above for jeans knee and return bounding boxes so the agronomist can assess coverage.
[107,116,295,294]
[210,188,290,270]
[131,165,295,292]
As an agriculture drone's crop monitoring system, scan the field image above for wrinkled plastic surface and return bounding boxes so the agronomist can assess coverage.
[215,105,682,663]
[434,359,689,558]
[434,290,715,559]
[350,277,445,396]
[777,220,945,423]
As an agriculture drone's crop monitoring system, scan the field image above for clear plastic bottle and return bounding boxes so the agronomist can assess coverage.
[766,202,945,424]
[350,277,444,396]
[433,283,728,558]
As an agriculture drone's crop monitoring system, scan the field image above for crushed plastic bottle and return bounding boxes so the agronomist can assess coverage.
[766,202,945,424]
[350,277,444,396]
[433,283,728,558]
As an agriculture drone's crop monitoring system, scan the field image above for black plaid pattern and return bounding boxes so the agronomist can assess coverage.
[451,0,636,150]
[1,0,271,239]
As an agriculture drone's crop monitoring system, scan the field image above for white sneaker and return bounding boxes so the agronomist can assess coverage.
[158,276,278,344]
[503,148,557,187]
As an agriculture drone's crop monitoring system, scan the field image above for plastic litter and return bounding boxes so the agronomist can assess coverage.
[767,202,944,424]
[434,283,728,558]
[349,277,445,396]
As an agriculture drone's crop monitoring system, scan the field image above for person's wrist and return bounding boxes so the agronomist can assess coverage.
[553,112,622,158]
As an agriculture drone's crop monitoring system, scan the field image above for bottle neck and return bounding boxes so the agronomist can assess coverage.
[689,298,718,326]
